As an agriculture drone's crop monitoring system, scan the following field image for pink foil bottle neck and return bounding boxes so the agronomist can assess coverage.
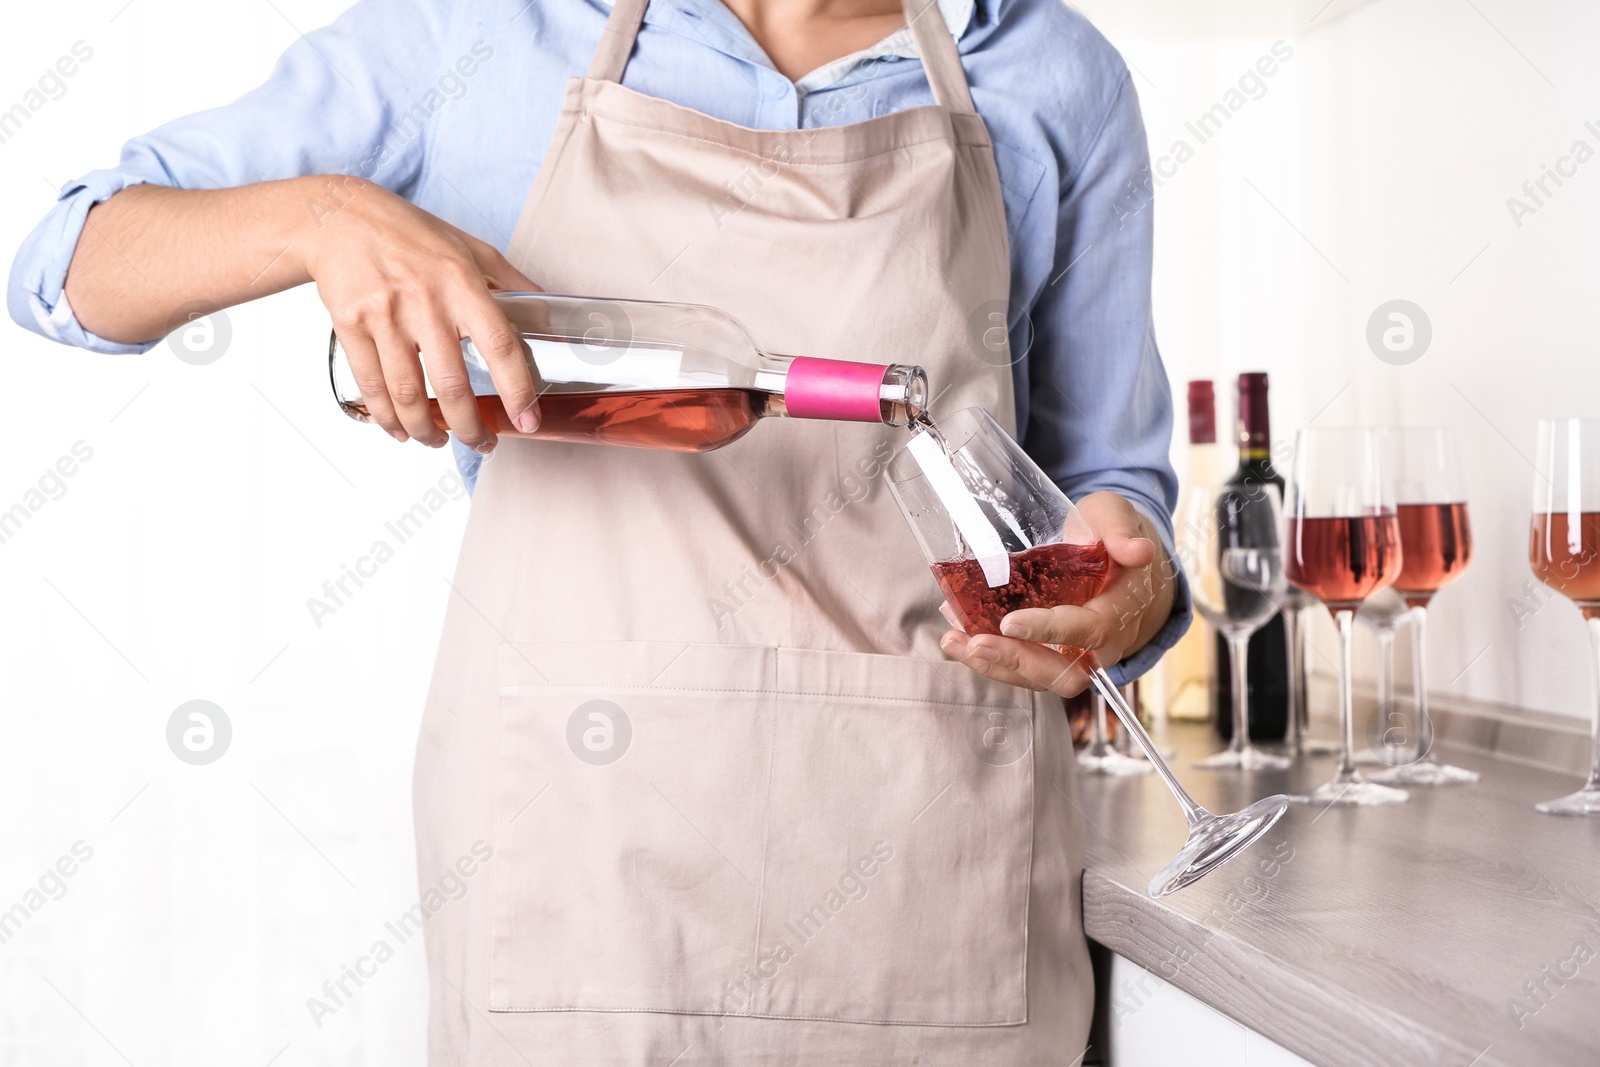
[784,357,891,422]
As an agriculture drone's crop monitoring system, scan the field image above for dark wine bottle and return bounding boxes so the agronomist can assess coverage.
[1214,372,1291,741]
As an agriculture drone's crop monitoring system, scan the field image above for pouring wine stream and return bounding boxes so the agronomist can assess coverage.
[894,407,1289,898]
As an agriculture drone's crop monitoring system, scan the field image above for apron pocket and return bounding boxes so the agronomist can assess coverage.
[488,641,1032,1026]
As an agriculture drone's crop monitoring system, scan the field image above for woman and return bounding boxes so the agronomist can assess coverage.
[10,0,1188,1060]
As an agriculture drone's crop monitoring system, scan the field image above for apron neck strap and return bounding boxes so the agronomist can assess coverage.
[587,0,650,82]
[587,0,978,116]
[903,0,976,115]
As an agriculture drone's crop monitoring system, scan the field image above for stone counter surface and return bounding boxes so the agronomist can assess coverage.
[1076,717,1600,1067]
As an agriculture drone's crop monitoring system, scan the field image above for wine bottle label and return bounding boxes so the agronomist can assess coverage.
[906,430,1010,588]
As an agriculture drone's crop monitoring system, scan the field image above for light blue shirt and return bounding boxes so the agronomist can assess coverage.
[7,0,1190,681]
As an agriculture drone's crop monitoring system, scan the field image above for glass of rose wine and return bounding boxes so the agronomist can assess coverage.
[1284,427,1408,806]
[1368,427,1479,786]
[1529,418,1600,816]
[1177,483,1291,771]
[887,407,1288,896]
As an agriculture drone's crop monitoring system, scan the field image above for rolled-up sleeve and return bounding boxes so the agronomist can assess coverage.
[8,0,450,352]
[1019,68,1191,686]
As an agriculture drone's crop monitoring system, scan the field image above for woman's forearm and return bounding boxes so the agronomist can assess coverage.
[61,176,348,344]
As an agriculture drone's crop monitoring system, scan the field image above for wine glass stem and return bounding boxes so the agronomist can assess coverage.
[1088,668,1206,824]
[1228,633,1250,755]
[1285,607,1305,751]
[1586,616,1600,793]
[1411,605,1435,766]
[1334,608,1358,781]
[1094,692,1110,749]
[1375,630,1393,761]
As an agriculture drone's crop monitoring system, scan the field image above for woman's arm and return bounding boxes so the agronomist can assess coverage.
[12,0,540,451]
[65,179,541,449]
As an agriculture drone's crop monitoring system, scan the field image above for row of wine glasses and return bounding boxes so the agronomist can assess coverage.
[1179,422,1600,815]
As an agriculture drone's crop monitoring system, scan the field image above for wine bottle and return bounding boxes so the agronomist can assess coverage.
[328,292,929,451]
[1164,380,1222,722]
[1214,372,1291,741]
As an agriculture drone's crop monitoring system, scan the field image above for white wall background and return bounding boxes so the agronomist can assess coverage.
[2,2,465,1063]
[0,0,1595,1065]
[1075,0,1600,721]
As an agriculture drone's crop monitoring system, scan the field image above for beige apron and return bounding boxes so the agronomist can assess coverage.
[413,0,1092,1060]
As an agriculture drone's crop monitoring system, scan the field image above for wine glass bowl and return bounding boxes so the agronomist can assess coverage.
[888,406,1289,895]
[1284,427,1409,807]
[1528,418,1600,816]
[1178,484,1291,771]
[1368,427,1480,787]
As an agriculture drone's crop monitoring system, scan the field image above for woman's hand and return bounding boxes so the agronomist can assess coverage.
[301,180,542,452]
[64,178,541,453]
[938,491,1178,696]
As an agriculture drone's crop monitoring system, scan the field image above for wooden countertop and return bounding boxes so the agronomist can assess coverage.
[1077,718,1600,1067]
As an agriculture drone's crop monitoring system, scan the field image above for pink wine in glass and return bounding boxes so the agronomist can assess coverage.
[1531,511,1600,615]
[931,541,1111,638]
[1285,514,1402,609]
[1394,502,1473,606]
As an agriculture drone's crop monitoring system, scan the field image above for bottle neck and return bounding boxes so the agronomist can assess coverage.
[1234,374,1277,486]
[770,355,928,427]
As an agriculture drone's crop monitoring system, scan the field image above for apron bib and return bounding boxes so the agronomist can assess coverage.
[413,1,1092,1060]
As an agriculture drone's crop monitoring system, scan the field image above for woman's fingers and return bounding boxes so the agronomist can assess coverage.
[940,630,1096,697]
[335,324,406,442]
[1076,491,1159,568]
[457,285,540,435]
[418,312,491,452]
[468,235,542,294]
[371,317,447,447]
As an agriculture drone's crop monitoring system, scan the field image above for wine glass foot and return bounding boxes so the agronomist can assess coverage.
[1078,747,1154,776]
[1535,786,1600,816]
[1351,746,1414,768]
[1368,760,1480,786]
[1288,776,1408,806]
[1193,747,1292,772]
[1294,737,1341,757]
[1148,795,1290,898]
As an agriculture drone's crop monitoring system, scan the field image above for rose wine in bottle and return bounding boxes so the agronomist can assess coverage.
[1164,380,1222,722]
[1214,372,1291,742]
[328,292,929,450]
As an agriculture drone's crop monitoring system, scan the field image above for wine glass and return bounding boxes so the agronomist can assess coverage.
[1355,587,1412,766]
[887,407,1289,895]
[1284,427,1408,806]
[1285,589,1338,756]
[1176,484,1291,771]
[1369,427,1479,786]
[1079,690,1153,776]
[1529,418,1600,816]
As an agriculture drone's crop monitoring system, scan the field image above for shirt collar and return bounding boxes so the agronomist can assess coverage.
[793,0,976,94]
[602,0,983,95]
